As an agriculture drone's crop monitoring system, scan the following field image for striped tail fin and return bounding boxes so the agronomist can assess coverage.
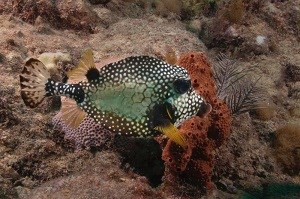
[20,58,50,108]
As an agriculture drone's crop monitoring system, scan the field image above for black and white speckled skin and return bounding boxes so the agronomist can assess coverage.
[46,56,205,137]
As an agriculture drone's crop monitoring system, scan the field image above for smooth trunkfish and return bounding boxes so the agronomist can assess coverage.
[20,50,210,148]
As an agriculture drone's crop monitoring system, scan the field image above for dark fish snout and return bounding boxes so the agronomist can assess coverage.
[197,101,212,118]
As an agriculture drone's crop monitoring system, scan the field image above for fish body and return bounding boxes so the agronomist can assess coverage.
[20,50,208,147]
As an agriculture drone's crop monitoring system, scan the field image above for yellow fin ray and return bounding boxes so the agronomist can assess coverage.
[155,123,187,148]
[67,49,96,81]
[61,98,87,128]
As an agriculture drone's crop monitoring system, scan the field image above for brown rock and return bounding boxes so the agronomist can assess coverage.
[275,123,300,175]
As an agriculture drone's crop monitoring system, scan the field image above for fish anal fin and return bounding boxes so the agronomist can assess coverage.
[67,49,100,83]
[61,98,87,128]
[155,123,187,148]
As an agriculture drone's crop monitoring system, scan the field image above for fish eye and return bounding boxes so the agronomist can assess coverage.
[173,78,191,94]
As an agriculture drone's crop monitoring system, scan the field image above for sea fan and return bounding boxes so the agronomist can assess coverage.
[213,53,263,115]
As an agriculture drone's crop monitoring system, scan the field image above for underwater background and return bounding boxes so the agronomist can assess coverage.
[0,0,299,198]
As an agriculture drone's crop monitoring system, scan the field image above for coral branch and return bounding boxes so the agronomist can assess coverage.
[213,53,264,114]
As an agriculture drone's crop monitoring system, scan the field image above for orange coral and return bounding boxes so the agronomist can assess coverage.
[160,52,232,191]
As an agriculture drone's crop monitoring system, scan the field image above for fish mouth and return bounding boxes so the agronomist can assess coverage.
[173,78,192,94]
[197,101,212,118]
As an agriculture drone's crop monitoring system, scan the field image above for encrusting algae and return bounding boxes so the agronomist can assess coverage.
[20,49,212,148]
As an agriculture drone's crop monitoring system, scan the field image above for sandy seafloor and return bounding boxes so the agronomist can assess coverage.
[0,0,299,198]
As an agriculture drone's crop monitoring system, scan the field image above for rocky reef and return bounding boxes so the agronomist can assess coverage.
[1,0,300,198]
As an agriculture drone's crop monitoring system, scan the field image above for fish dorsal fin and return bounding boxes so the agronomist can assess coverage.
[67,49,100,83]
[60,98,87,128]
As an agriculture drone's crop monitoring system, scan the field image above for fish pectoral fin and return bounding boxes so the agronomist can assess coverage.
[154,122,187,148]
[61,98,87,128]
[67,49,100,83]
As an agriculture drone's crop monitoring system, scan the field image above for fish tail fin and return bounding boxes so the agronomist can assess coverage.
[20,58,51,108]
